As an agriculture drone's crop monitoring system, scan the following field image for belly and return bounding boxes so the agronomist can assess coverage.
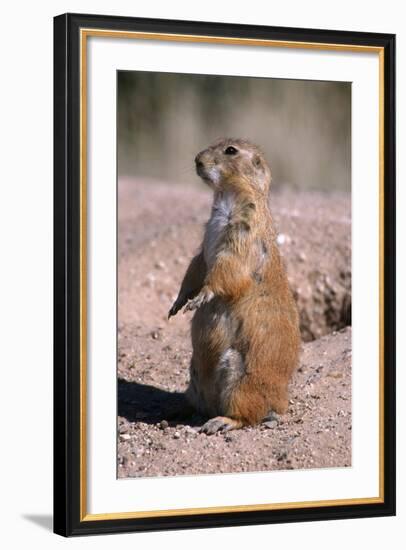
[191,298,233,356]
[189,300,245,415]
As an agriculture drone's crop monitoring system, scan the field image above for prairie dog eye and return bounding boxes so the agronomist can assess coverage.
[224,146,238,155]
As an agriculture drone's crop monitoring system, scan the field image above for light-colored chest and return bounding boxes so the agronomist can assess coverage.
[203,192,235,268]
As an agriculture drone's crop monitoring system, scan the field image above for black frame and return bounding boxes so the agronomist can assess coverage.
[54,12,396,537]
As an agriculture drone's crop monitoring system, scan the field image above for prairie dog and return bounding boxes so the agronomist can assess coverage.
[169,138,300,434]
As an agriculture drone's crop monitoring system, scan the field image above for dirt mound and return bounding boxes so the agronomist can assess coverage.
[271,191,351,341]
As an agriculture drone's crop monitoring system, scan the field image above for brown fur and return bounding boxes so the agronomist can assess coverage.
[169,138,301,433]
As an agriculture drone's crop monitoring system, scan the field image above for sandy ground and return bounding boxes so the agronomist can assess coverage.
[117,178,351,478]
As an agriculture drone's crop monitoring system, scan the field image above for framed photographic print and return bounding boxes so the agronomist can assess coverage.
[53,13,396,536]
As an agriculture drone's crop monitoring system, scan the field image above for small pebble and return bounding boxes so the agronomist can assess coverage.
[277,451,288,461]
[160,420,169,430]
[120,433,131,441]
[328,371,343,379]
[173,431,181,439]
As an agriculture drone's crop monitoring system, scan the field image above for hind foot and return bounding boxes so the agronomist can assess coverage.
[262,410,280,423]
[200,416,243,435]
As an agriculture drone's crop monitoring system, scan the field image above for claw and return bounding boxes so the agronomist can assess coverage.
[200,418,226,435]
[183,288,214,313]
[168,306,177,319]
[183,296,201,313]
[168,295,186,319]
[200,416,243,435]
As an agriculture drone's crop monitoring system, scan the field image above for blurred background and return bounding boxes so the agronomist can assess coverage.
[117,71,351,191]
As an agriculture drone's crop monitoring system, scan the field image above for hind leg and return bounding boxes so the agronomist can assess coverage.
[230,377,289,423]
[202,377,289,435]
[199,347,248,434]
[199,395,282,435]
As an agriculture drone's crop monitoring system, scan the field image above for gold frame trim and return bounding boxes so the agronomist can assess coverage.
[79,28,385,522]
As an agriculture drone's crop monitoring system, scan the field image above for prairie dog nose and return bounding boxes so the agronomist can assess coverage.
[195,152,204,169]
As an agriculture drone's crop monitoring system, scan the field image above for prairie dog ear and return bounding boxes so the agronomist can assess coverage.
[252,153,271,192]
[253,154,263,169]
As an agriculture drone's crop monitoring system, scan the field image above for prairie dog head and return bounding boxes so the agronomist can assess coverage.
[195,138,271,194]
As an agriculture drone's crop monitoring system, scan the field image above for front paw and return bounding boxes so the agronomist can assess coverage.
[183,287,214,313]
[168,294,186,319]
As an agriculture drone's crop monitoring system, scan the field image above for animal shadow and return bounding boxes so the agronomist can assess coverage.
[117,379,203,427]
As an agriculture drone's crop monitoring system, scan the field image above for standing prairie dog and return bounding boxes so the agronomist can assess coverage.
[168,138,300,434]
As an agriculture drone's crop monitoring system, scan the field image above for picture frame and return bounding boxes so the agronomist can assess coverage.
[53,12,396,537]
